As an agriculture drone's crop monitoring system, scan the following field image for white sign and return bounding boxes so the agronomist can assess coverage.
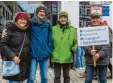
[90,1,111,5]
[90,1,102,5]
[90,5,102,15]
[77,26,109,46]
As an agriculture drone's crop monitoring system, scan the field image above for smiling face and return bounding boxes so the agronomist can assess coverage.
[91,17,101,26]
[16,18,28,30]
[59,16,68,25]
[37,10,46,19]
[17,18,27,27]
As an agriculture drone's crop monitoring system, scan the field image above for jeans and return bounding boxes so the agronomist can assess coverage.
[54,63,70,83]
[27,58,48,83]
[9,81,23,83]
[85,65,107,83]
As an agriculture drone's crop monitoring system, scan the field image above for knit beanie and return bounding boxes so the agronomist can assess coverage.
[15,13,29,22]
[36,5,47,15]
[91,13,100,18]
[59,11,68,19]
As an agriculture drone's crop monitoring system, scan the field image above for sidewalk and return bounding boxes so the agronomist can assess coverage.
[0,59,112,83]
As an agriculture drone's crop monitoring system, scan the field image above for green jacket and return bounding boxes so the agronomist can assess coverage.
[52,24,78,63]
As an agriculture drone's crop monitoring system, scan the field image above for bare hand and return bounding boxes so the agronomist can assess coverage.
[13,56,21,64]
[91,49,97,56]
[2,29,7,38]
[93,53,100,61]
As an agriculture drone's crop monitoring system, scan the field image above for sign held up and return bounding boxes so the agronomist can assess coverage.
[77,26,109,46]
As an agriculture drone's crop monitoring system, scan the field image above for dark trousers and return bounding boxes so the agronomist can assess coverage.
[49,57,53,68]
[70,55,75,68]
[54,63,70,83]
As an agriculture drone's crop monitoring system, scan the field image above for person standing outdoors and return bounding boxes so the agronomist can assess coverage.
[52,11,78,83]
[27,5,53,83]
[83,13,110,83]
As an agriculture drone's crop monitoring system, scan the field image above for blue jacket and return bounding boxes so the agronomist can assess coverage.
[30,18,53,60]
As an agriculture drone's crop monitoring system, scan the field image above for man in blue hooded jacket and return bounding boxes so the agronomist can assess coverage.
[27,5,53,83]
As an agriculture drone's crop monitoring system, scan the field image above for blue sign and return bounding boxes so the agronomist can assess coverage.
[103,6,110,16]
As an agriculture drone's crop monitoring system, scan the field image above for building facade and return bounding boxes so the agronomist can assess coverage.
[0,1,24,26]
[79,1,112,28]
[0,1,12,25]
[43,1,58,26]
[79,1,91,27]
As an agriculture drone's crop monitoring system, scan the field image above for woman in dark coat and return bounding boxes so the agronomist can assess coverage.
[0,13,31,83]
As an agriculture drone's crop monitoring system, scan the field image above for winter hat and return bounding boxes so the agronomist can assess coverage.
[15,13,29,22]
[91,13,100,18]
[36,5,47,15]
[59,11,68,19]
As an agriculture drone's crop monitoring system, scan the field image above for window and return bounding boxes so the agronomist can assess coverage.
[6,10,9,20]
[3,6,5,17]
[86,21,90,26]
[52,7,57,13]
[8,12,9,20]
[6,10,8,20]
[87,9,90,16]
[10,15,13,20]
[79,21,82,28]
[79,8,82,15]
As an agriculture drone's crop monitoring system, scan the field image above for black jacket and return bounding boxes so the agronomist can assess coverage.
[0,24,31,81]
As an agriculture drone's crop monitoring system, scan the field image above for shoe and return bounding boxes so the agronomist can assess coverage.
[93,75,97,80]
[79,72,86,78]
[107,75,112,79]
[71,67,76,71]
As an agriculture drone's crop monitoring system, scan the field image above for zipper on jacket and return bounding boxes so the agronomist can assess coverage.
[68,33,70,40]
[68,29,71,40]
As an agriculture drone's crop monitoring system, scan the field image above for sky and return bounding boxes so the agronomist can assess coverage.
[18,1,40,13]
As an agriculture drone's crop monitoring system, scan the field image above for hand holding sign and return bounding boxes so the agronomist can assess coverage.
[93,53,100,61]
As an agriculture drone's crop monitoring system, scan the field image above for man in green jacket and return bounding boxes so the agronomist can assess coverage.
[52,11,78,83]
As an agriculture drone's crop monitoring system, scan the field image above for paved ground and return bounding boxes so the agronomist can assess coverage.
[0,59,112,83]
